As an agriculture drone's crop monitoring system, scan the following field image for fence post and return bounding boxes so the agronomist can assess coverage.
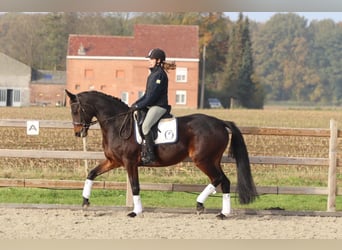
[126,174,133,207]
[82,137,89,177]
[327,119,338,212]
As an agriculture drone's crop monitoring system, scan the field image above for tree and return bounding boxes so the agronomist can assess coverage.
[0,13,44,68]
[38,13,69,70]
[222,13,264,108]
[2,12,342,105]
[307,19,342,104]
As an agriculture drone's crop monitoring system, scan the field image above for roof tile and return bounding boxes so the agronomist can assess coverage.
[68,24,199,59]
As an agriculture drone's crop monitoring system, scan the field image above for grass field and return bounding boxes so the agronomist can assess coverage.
[0,106,341,211]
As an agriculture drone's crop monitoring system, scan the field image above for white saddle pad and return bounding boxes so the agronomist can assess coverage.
[134,117,178,144]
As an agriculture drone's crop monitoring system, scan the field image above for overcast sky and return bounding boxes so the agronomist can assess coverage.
[226,12,342,23]
[1,12,341,24]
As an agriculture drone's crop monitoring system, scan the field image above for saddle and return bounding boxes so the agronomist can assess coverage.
[134,108,178,145]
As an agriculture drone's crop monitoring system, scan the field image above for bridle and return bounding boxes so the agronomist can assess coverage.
[71,94,134,139]
[71,95,98,130]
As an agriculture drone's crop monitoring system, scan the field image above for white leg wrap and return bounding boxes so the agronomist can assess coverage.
[82,179,93,199]
[133,195,143,214]
[197,184,216,203]
[221,193,231,215]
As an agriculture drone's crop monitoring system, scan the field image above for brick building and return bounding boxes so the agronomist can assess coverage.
[0,52,66,107]
[66,24,199,108]
[30,70,66,106]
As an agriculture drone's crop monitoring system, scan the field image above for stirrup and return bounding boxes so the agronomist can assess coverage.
[141,153,156,165]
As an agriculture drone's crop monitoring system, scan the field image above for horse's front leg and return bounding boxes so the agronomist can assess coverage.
[126,164,142,217]
[82,159,118,208]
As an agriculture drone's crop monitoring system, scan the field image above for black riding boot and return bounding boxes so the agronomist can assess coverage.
[141,132,156,165]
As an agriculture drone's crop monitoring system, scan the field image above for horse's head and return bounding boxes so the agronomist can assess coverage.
[65,89,96,137]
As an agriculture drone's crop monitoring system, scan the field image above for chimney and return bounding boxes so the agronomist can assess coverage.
[77,43,86,56]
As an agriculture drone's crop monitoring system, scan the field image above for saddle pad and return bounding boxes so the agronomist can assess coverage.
[135,117,178,144]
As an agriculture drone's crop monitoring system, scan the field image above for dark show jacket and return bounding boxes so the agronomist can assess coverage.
[133,65,169,109]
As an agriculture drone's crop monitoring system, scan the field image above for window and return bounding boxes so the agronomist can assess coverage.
[175,90,187,105]
[116,70,125,79]
[0,89,21,107]
[12,89,21,107]
[13,90,21,103]
[121,92,129,104]
[138,91,144,99]
[0,89,6,106]
[84,69,94,79]
[176,67,188,82]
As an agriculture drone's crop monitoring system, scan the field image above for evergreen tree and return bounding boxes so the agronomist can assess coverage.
[222,13,264,108]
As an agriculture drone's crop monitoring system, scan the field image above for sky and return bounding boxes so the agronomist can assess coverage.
[226,12,342,23]
[1,12,341,24]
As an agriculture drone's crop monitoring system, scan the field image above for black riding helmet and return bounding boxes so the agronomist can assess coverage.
[146,48,166,62]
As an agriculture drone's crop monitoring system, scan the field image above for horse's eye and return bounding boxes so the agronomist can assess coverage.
[71,106,79,114]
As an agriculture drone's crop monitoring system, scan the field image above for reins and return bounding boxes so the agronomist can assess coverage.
[96,110,135,140]
[118,110,135,140]
[72,95,135,139]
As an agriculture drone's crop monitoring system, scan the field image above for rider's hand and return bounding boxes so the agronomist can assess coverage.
[130,104,139,112]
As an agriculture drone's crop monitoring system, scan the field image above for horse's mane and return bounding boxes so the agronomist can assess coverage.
[81,90,129,109]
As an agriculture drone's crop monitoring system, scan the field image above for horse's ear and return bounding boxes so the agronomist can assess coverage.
[65,89,76,101]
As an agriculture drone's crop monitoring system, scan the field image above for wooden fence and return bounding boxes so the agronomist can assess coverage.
[0,119,340,211]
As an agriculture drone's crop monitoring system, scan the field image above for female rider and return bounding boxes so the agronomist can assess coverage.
[131,48,175,165]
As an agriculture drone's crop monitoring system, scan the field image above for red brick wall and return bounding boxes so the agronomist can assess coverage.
[66,58,198,108]
[30,83,65,106]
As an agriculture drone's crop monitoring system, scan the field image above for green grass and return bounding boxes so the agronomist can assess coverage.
[1,187,341,212]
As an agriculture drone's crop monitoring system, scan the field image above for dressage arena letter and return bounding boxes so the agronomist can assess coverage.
[26,120,40,135]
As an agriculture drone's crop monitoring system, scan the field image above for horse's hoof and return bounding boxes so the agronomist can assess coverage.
[127,212,144,218]
[196,202,205,215]
[82,198,90,209]
[127,212,137,218]
[216,213,228,220]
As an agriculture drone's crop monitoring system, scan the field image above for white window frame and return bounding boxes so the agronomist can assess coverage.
[175,90,187,105]
[176,67,188,83]
[13,89,21,106]
[0,89,6,106]
[138,91,144,99]
[0,89,21,107]
[121,91,129,105]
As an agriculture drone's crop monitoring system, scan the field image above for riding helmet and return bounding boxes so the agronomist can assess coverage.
[146,48,166,62]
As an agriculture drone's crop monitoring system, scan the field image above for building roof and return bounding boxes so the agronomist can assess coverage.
[68,24,199,59]
[0,52,31,76]
[31,69,66,85]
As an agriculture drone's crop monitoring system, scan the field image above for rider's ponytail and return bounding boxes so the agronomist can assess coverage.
[162,61,176,72]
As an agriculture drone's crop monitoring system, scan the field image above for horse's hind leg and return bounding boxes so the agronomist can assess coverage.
[195,160,228,207]
[195,161,232,219]
[196,183,216,214]
[216,169,232,219]
[82,160,119,208]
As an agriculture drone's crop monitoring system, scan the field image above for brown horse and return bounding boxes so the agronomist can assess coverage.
[65,90,257,219]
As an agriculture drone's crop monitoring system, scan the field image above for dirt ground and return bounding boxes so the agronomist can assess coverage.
[0,205,342,239]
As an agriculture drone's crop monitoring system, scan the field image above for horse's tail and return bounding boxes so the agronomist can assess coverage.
[224,121,258,204]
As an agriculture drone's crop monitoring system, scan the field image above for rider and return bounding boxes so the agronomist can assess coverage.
[131,48,175,165]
